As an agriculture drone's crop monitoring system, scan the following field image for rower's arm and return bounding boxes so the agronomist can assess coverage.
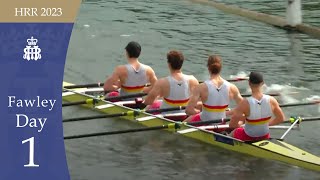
[229,99,249,128]
[143,80,163,105]
[269,97,285,126]
[189,75,200,92]
[104,66,122,92]
[144,67,158,93]
[230,84,243,105]
[227,84,243,116]
[185,85,201,115]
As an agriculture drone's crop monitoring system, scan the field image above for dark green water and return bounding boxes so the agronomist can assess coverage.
[63,0,320,179]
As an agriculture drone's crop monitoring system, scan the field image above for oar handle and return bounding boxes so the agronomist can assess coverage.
[64,82,104,89]
[146,106,186,114]
[105,92,147,101]
[187,118,231,126]
[63,112,128,122]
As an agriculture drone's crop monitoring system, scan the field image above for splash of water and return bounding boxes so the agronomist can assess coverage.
[305,95,320,113]
[244,83,309,103]
[286,0,302,26]
[229,71,249,79]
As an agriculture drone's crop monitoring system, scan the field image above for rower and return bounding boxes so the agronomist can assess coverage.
[184,55,243,124]
[229,72,285,141]
[103,41,157,97]
[142,50,199,120]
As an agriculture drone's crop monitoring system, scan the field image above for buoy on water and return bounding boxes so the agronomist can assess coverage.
[286,0,302,27]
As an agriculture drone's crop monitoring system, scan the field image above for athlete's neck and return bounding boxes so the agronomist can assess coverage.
[128,58,139,64]
[251,86,264,99]
[170,69,182,75]
[209,74,222,80]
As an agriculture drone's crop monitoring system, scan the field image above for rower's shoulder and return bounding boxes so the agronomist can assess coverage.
[141,63,156,74]
[157,77,168,84]
[228,82,239,90]
[113,65,127,74]
[184,74,199,82]
[153,77,168,89]
[140,63,153,70]
[197,81,207,90]
[268,95,279,105]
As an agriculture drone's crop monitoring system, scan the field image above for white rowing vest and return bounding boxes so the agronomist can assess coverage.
[120,64,148,96]
[244,95,273,137]
[200,80,230,121]
[160,75,190,113]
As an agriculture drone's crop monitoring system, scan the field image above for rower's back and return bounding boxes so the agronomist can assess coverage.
[104,41,157,98]
[200,79,230,121]
[120,63,148,96]
[161,75,190,109]
[244,95,273,137]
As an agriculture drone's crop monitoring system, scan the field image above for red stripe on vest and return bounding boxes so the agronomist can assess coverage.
[246,116,272,123]
[163,98,189,104]
[121,85,145,90]
[203,104,228,109]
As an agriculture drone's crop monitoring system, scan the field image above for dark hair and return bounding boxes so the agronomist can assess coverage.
[167,50,184,70]
[125,41,141,58]
[249,72,264,84]
[207,55,222,74]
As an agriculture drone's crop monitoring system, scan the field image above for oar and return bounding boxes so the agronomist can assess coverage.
[63,111,137,123]
[280,117,301,140]
[283,116,320,123]
[190,116,320,126]
[62,91,294,107]
[63,106,186,123]
[64,117,232,140]
[64,82,104,89]
[64,123,180,139]
[63,77,249,89]
[241,92,294,98]
[279,100,320,107]
[64,114,312,140]
[62,92,147,107]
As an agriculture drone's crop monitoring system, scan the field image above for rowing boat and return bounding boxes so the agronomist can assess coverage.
[62,81,320,171]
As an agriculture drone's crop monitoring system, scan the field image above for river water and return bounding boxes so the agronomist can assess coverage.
[63,0,320,179]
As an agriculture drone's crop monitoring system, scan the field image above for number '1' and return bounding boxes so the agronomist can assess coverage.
[22,137,39,167]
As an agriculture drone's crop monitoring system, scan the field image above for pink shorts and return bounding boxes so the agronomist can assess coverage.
[189,113,201,122]
[146,100,162,114]
[189,113,227,133]
[146,101,187,121]
[233,127,270,141]
[106,91,120,102]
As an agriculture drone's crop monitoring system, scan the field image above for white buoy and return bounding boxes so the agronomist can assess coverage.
[286,0,302,26]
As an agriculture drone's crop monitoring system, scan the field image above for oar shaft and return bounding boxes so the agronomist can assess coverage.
[63,77,248,90]
[64,124,175,140]
[280,118,300,140]
[280,101,320,107]
[187,118,231,126]
[62,107,186,123]
[64,83,104,89]
[105,92,147,101]
[62,92,147,107]
[302,117,320,122]
[283,116,320,123]
[63,112,128,122]
[62,100,87,107]
[146,106,186,114]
